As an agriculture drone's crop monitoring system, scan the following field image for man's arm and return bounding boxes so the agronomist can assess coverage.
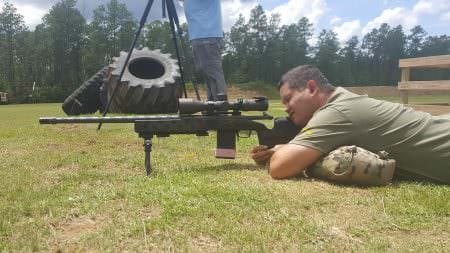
[268,144,322,179]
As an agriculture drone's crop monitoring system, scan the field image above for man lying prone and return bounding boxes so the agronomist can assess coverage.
[251,65,450,185]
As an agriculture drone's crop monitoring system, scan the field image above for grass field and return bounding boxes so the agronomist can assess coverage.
[0,100,449,252]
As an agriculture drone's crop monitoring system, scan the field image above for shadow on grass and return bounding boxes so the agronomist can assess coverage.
[390,177,449,186]
[158,162,449,187]
[190,163,263,173]
[181,162,315,181]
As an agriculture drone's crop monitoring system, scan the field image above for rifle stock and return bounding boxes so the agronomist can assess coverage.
[257,117,301,148]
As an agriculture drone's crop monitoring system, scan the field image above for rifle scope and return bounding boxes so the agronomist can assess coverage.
[179,97,269,115]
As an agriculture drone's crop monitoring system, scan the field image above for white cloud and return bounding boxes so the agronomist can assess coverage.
[329,16,342,25]
[362,0,450,35]
[413,0,450,15]
[308,34,319,48]
[412,1,433,15]
[221,0,258,31]
[441,12,450,21]
[362,7,418,34]
[333,20,361,43]
[268,0,327,26]
[13,3,47,29]
[220,0,328,32]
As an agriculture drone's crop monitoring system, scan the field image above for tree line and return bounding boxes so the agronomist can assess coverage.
[0,0,449,102]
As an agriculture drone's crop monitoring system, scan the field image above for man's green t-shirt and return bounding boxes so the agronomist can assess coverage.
[290,87,450,183]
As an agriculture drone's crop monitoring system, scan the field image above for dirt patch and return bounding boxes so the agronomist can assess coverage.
[140,207,162,221]
[0,147,27,157]
[46,143,64,150]
[52,216,105,244]
[188,235,223,252]
[86,139,97,145]
[40,163,81,186]
[57,163,81,172]
[378,226,450,251]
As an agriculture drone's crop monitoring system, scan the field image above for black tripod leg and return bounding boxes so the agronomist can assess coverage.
[143,138,153,176]
[166,0,201,100]
[192,81,201,101]
[98,0,155,130]
[166,0,188,98]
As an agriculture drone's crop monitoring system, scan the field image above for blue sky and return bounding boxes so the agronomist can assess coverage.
[218,0,450,43]
[8,0,450,44]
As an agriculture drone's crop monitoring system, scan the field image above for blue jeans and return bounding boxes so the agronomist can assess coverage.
[192,38,227,101]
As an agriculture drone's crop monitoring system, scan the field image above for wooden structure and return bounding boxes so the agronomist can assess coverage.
[0,92,8,104]
[398,54,450,104]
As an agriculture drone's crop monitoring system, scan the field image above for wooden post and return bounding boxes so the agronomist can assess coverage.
[400,68,410,104]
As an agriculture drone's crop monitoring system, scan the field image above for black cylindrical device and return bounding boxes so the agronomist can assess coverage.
[178,97,268,115]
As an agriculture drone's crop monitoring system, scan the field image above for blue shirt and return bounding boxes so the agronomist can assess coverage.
[184,0,223,40]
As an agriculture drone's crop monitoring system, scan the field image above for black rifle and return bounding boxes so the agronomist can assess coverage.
[40,97,300,176]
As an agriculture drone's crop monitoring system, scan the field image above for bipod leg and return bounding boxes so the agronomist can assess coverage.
[143,137,153,176]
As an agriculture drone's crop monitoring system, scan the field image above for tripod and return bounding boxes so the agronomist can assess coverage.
[98,0,201,130]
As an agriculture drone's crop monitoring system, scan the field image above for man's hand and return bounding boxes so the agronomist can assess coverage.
[251,145,284,166]
[252,143,323,179]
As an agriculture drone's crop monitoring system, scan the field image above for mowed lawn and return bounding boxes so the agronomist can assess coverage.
[0,100,449,252]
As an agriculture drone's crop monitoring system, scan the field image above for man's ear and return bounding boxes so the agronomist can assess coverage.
[306,80,319,95]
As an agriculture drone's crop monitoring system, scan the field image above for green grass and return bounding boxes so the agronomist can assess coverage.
[0,102,449,252]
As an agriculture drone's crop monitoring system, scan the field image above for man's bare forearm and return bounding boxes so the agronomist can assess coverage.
[268,144,322,179]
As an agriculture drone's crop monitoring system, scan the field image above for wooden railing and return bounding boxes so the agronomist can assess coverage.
[398,54,450,104]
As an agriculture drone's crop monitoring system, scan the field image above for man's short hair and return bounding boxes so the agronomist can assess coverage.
[278,65,335,92]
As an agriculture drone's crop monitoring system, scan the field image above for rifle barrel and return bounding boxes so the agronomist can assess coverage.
[39,114,272,125]
[39,115,180,124]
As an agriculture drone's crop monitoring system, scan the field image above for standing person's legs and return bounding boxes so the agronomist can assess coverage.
[192,38,227,101]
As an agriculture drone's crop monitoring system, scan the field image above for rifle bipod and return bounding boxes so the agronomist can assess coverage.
[143,136,153,176]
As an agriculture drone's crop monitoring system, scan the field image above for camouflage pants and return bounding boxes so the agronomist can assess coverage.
[308,146,396,186]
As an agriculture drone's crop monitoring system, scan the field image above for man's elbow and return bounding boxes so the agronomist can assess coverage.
[267,144,322,180]
[268,166,287,179]
[268,153,300,179]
